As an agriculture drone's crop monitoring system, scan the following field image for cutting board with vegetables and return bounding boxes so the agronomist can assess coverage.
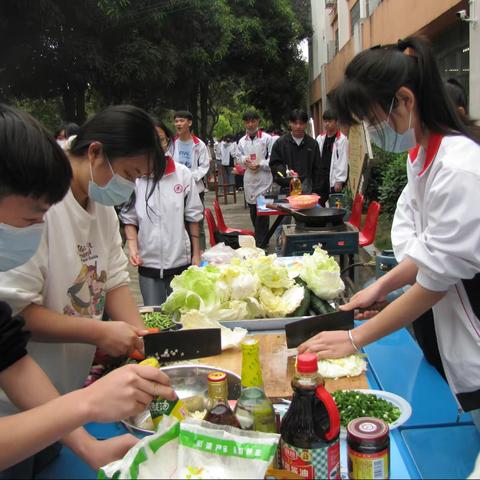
[196,333,368,398]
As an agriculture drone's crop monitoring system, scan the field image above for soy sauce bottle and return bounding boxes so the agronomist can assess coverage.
[280,353,340,479]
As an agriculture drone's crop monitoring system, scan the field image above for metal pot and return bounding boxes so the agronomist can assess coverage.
[269,203,346,227]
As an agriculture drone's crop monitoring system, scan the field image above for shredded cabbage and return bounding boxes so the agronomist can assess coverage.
[317,354,367,378]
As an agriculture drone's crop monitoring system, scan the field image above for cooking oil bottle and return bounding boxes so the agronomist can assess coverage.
[290,170,302,196]
[234,338,276,433]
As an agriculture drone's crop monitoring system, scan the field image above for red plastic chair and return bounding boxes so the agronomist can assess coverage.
[348,193,364,230]
[204,208,218,247]
[213,199,254,236]
[359,201,381,247]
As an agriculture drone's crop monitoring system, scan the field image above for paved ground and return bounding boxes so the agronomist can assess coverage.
[126,190,373,305]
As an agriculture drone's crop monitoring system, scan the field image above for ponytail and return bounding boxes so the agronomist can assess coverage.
[333,36,479,144]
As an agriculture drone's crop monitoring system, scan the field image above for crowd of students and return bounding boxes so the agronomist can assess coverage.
[0,33,479,477]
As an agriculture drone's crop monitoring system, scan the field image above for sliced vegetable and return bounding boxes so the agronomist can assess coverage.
[309,294,336,315]
[317,354,367,378]
[332,390,401,427]
[141,312,175,330]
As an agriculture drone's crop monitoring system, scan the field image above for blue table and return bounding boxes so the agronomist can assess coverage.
[36,327,480,479]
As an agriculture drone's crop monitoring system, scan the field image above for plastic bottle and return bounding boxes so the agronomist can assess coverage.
[234,338,276,433]
[280,353,341,479]
[290,171,302,196]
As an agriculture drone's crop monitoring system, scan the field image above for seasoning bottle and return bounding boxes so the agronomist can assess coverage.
[347,417,390,480]
[139,357,188,428]
[203,371,242,428]
[234,338,276,433]
[280,353,341,479]
[290,171,302,196]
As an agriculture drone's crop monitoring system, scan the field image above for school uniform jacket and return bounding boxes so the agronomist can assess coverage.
[316,131,349,188]
[236,130,273,204]
[120,158,203,276]
[172,135,210,194]
[392,133,480,412]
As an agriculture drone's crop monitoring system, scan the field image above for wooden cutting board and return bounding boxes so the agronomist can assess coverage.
[197,333,368,398]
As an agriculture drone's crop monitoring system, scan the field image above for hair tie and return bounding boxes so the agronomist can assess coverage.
[397,39,417,57]
[65,134,77,151]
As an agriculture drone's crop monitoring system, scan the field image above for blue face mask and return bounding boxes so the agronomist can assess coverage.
[0,222,45,271]
[367,98,417,153]
[88,155,136,206]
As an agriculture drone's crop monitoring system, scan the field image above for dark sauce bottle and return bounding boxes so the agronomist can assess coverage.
[203,371,242,428]
[280,353,341,479]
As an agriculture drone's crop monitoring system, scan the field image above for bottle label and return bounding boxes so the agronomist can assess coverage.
[347,446,389,480]
[281,439,340,479]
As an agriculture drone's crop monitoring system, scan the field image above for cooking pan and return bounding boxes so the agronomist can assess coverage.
[266,203,346,227]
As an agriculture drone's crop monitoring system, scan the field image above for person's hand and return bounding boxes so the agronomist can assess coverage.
[340,282,385,320]
[334,182,343,193]
[191,253,201,266]
[245,158,259,171]
[298,330,356,359]
[79,434,139,470]
[83,363,175,423]
[95,321,148,357]
[128,249,143,267]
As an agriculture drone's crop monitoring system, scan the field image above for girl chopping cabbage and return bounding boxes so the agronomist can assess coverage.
[299,36,480,429]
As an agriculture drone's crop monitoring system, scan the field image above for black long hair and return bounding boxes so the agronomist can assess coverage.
[333,36,479,144]
[70,105,165,203]
[0,104,72,203]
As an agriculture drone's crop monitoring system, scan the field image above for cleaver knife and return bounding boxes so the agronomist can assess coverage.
[143,328,222,362]
[285,310,354,348]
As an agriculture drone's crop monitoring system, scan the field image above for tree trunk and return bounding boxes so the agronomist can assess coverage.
[62,85,76,122]
[75,87,86,124]
[199,80,209,140]
[189,83,199,135]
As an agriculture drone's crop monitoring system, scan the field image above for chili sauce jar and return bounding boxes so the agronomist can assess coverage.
[347,417,390,479]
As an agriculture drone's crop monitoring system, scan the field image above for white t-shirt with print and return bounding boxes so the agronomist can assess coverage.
[0,189,129,415]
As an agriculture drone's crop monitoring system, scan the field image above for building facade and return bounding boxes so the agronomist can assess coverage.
[309,0,479,134]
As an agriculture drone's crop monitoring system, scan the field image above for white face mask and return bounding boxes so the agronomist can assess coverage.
[88,155,136,206]
[0,222,45,271]
[367,97,417,153]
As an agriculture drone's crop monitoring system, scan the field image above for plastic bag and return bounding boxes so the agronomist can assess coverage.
[99,418,279,479]
[201,243,235,265]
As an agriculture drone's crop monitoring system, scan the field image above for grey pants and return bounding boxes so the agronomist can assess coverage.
[139,274,174,306]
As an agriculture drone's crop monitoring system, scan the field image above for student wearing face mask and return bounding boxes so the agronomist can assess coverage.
[0,105,167,421]
[120,121,203,306]
[0,104,175,476]
[298,36,480,430]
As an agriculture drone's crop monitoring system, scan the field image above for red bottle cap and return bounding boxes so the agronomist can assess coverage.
[297,353,318,373]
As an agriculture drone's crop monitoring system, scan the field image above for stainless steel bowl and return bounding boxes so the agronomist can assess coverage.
[122,364,241,435]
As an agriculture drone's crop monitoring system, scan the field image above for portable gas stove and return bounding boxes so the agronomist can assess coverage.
[280,222,359,284]
[280,222,358,256]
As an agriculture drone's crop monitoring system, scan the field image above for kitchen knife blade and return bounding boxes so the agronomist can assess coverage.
[285,310,354,348]
[144,328,222,361]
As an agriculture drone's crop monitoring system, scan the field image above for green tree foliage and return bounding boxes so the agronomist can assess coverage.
[0,0,309,133]
[365,145,407,218]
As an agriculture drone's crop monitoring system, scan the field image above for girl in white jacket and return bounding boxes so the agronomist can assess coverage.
[299,36,480,428]
[120,156,203,306]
